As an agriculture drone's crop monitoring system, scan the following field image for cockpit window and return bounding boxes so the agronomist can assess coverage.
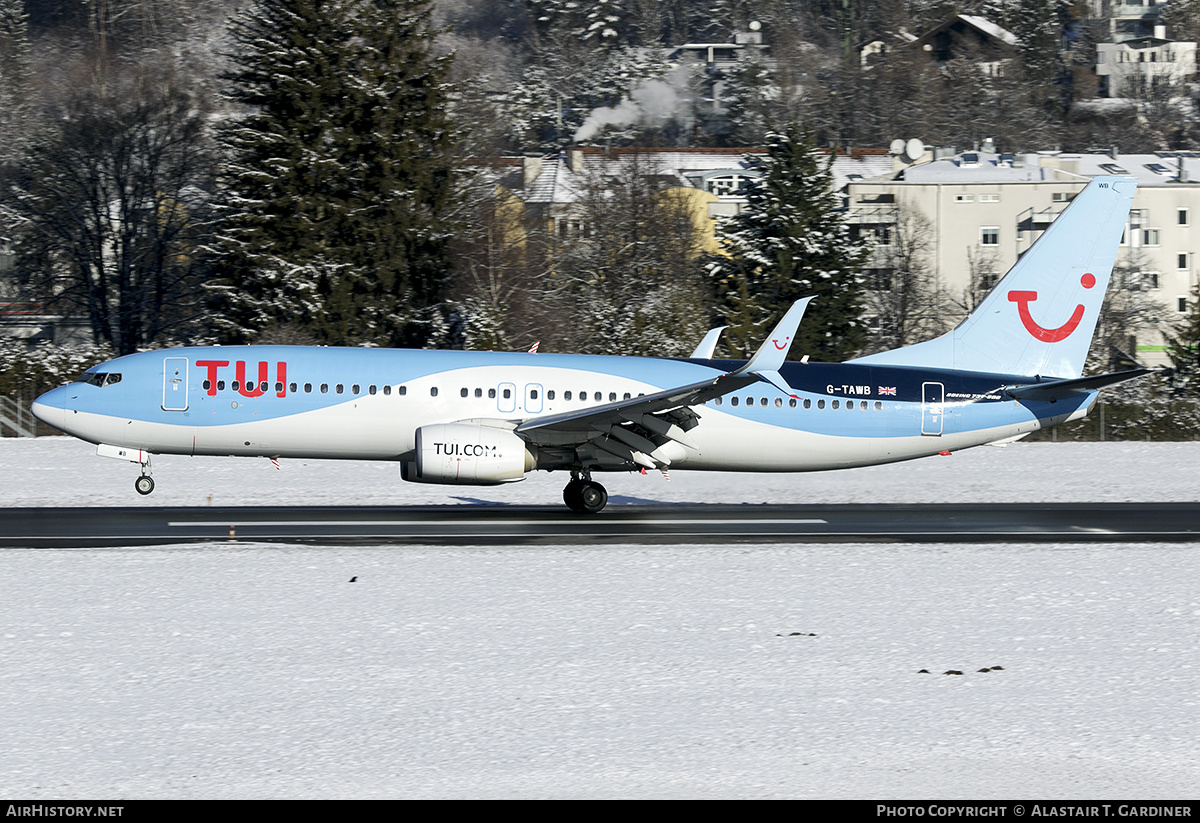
[73,371,121,387]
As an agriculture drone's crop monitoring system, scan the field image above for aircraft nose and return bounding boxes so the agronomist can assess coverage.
[31,385,70,432]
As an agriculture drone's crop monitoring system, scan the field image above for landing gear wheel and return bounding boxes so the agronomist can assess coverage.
[577,481,607,514]
[134,476,155,496]
[563,479,585,512]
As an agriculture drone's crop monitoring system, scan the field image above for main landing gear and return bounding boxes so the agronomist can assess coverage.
[563,471,607,514]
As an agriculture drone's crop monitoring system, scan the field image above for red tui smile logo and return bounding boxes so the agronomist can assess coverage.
[1008,273,1096,342]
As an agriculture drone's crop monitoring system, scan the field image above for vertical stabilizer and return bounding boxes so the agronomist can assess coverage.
[851,175,1137,378]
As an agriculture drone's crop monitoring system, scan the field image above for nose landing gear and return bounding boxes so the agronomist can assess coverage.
[563,471,607,514]
[134,454,154,496]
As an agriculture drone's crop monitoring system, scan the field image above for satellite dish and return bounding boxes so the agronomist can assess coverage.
[890,139,906,155]
[904,138,925,162]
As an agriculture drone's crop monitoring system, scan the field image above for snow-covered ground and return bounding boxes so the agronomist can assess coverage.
[6,436,1200,508]
[1,438,1199,798]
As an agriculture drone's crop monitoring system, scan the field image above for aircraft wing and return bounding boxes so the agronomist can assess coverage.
[513,299,812,470]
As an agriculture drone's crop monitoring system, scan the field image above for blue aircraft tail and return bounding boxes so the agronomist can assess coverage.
[850,175,1137,378]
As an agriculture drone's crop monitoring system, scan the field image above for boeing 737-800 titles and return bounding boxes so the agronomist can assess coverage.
[32,176,1147,513]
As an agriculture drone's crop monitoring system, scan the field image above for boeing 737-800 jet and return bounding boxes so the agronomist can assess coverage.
[32,175,1146,513]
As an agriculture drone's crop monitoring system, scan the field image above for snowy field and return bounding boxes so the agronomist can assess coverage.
[2,438,1200,798]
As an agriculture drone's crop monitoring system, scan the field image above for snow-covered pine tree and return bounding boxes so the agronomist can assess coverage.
[1166,286,1200,396]
[0,0,34,166]
[709,124,867,361]
[208,0,457,347]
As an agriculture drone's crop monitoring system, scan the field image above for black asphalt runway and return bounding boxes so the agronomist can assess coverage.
[4,502,1200,547]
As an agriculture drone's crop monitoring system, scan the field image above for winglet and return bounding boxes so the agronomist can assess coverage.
[737,298,813,376]
[690,327,727,359]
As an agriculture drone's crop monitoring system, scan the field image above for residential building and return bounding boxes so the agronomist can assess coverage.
[1096,25,1197,97]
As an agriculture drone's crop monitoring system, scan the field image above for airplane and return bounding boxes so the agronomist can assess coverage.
[31,175,1147,514]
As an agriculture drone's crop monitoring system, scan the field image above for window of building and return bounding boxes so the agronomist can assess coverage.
[1180,208,1190,226]
[980,226,999,245]
[955,194,974,204]
[1179,296,1189,313]
[979,193,1000,203]
[1143,228,1161,246]
[1179,252,1189,269]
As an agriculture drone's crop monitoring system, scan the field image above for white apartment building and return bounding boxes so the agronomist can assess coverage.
[1096,25,1197,97]
[848,149,1200,365]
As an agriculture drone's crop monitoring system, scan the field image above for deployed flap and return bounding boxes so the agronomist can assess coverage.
[690,327,726,359]
[1004,368,1150,401]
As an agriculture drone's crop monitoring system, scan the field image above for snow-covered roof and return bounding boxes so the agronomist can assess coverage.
[516,148,895,204]
[891,151,1200,187]
[957,14,1018,47]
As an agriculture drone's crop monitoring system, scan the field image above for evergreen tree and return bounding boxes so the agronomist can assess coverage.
[0,0,34,166]
[1166,286,1200,395]
[708,125,867,361]
[208,0,458,347]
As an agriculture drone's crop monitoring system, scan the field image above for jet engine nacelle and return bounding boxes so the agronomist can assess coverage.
[402,422,534,485]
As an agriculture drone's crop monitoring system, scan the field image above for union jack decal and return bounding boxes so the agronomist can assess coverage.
[878,386,897,396]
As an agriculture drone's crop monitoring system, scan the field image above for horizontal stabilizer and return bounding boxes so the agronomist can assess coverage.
[1004,368,1150,401]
